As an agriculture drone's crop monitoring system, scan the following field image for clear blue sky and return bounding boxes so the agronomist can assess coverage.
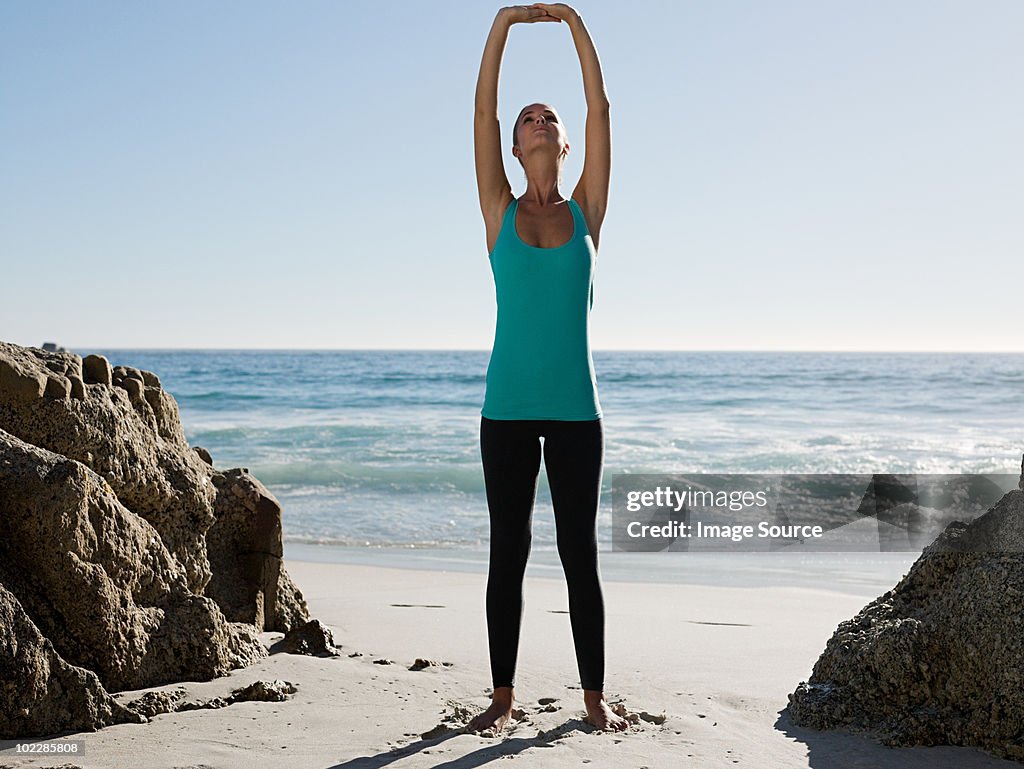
[2,1,1022,351]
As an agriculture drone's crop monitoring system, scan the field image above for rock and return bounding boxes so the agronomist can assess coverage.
[126,388,154,420]
[273,563,310,632]
[29,346,83,380]
[112,365,144,384]
[0,429,267,693]
[128,680,297,717]
[0,340,314,738]
[118,376,144,400]
[207,468,309,632]
[226,679,297,703]
[787,485,1024,761]
[0,582,146,738]
[176,680,299,711]
[2,341,217,594]
[123,687,188,719]
[175,697,229,712]
[0,357,45,403]
[41,342,66,352]
[142,385,164,416]
[68,374,86,400]
[70,356,84,380]
[409,658,453,670]
[82,354,112,386]
[271,619,338,657]
[44,373,71,399]
[194,445,214,466]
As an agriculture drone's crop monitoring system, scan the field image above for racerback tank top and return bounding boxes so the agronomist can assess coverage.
[481,196,602,421]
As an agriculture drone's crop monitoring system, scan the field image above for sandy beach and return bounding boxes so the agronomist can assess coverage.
[3,556,1019,769]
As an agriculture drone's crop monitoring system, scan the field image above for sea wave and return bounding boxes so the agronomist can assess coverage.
[245,460,487,493]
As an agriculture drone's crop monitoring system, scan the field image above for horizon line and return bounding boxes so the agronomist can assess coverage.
[23,345,1024,355]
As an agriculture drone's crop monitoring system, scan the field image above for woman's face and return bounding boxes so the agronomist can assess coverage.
[513,103,568,163]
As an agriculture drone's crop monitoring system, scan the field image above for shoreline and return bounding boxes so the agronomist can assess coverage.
[282,541,920,597]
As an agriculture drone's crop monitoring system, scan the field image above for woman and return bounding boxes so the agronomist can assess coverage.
[469,3,627,734]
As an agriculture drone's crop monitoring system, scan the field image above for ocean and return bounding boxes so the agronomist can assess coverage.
[70,348,1020,548]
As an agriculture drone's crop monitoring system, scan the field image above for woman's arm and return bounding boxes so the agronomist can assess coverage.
[475,6,559,243]
[533,4,611,235]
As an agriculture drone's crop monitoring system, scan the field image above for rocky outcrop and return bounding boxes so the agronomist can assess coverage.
[270,619,339,657]
[207,468,309,632]
[0,341,312,739]
[788,463,1024,762]
[0,583,145,737]
[0,430,267,693]
[0,343,216,594]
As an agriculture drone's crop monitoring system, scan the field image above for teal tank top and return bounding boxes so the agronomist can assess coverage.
[481,196,602,421]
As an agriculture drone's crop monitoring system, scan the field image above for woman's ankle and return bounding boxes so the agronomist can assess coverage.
[491,685,515,705]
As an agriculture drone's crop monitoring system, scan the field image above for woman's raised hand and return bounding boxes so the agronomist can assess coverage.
[526,3,579,22]
[499,5,561,24]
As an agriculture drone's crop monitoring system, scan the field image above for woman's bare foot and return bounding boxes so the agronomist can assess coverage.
[467,686,515,734]
[583,689,629,732]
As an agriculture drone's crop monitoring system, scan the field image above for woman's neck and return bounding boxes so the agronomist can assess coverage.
[520,162,562,206]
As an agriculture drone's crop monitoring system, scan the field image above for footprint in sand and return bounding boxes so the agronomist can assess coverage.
[537,696,560,712]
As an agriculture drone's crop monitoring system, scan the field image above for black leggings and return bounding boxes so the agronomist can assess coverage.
[479,415,606,692]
